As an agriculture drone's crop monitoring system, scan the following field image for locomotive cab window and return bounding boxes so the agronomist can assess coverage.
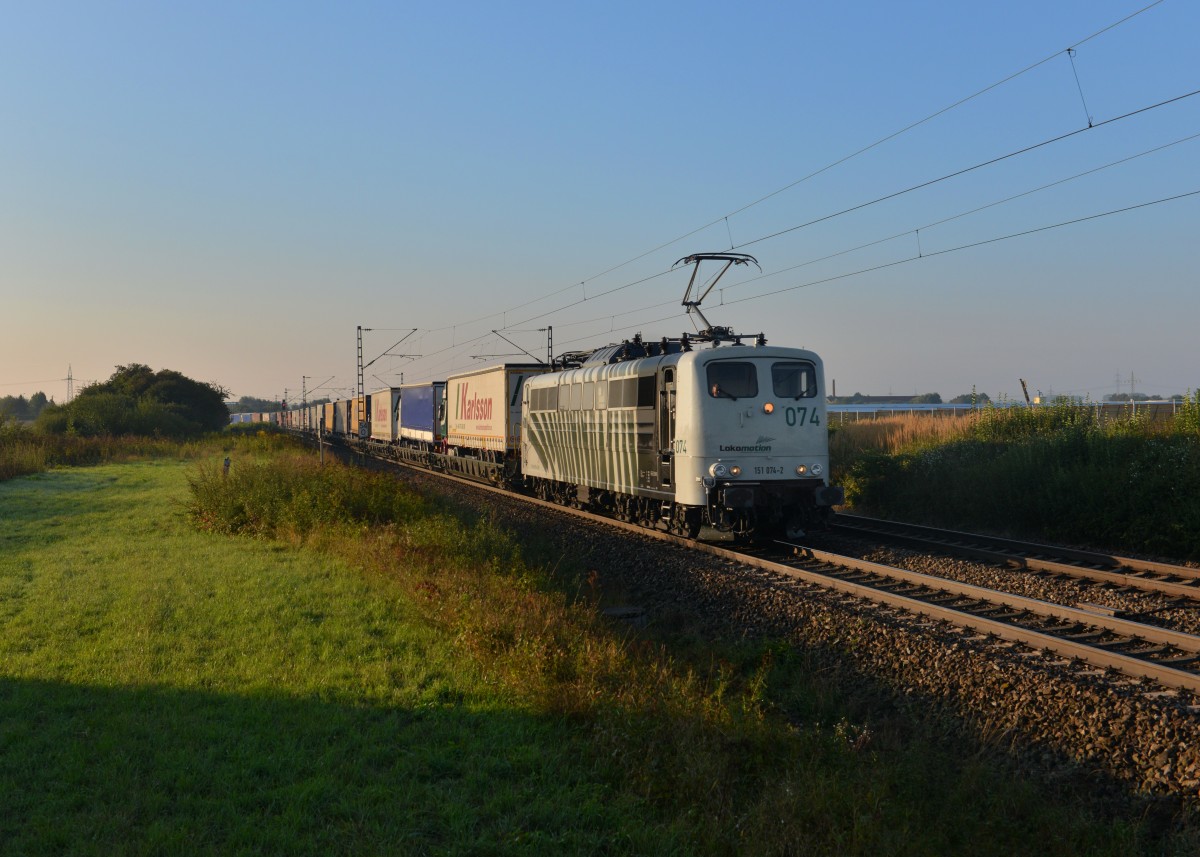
[771,361,817,399]
[707,362,758,400]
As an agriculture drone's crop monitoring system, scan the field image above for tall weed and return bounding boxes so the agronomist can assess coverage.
[1174,390,1200,435]
[186,452,427,538]
[0,421,222,483]
[836,404,1200,559]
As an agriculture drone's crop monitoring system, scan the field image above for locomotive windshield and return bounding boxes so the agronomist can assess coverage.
[771,361,817,399]
[707,362,758,399]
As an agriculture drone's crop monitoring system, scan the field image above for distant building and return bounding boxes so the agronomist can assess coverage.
[827,394,920,405]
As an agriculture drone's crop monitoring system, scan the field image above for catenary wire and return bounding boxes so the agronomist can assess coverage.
[540,188,1200,354]
[481,128,1200,340]
[375,136,1199,383]
[730,87,1200,252]
[719,129,1200,293]
[319,5,1179,385]
[481,86,1199,342]
[553,1,1169,286]
[392,2,1172,347]
[723,189,1200,307]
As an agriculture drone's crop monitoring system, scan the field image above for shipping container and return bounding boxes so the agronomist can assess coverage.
[445,364,547,454]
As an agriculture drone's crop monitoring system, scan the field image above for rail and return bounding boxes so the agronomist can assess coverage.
[831,514,1200,601]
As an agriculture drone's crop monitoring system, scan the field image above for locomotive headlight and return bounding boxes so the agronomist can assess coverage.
[763,402,775,414]
[729,465,742,477]
[795,464,808,476]
[811,463,823,476]
[710,463,729,478]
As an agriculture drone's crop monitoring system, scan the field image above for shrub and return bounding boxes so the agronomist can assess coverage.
[36,364,229,438]
[836,404,1200,559]
[1175,390,1200,436]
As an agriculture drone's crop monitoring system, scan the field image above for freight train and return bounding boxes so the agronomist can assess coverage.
[240,255,843,540]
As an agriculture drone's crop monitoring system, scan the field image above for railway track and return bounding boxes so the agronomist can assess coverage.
[758,540,1200,694]
[334,440,1200,696]
[830,513,1200,603]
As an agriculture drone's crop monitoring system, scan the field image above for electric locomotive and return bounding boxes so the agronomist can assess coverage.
[521,329,841,539]
[520,252,841,539]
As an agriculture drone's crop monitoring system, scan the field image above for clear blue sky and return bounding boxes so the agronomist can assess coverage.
[2,0,1196,404]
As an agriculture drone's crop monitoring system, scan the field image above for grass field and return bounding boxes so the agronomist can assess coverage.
[1,447,1195,854]
[0,460,658,854]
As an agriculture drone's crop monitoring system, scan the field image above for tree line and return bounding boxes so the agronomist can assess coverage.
[23,364,230,438]
[231,395,331,414]
[0,392,53,422]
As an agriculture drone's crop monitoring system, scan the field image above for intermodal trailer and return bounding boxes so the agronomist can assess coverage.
[444,363,547,456]
[333,400,350,436]
[369,388,402,443]
[399,382,446,447]
[348,395,370,438]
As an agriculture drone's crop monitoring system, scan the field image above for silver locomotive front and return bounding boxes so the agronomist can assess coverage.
[672,346,842,538]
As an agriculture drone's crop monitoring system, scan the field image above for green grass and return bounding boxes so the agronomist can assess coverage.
[1,447,1195,854]
[0,461,658,854]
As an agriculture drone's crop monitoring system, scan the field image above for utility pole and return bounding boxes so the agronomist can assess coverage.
[357,326,370,431]
[357,326,421,434]
[300,377,309,433]
[67,365,74,402]
[1129,371,1140,399]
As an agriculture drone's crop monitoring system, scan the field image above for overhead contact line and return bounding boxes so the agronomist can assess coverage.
[730,87,1200,253]
[711,129,1200,296]
[720,188,1200,307]
[481,91,1200,356]
[404,1,1172,358]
